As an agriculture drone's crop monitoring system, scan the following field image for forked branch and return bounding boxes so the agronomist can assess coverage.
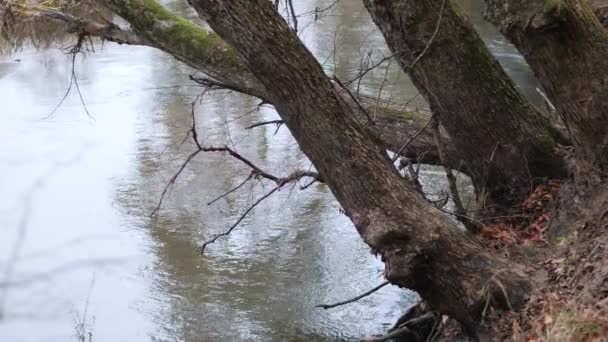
[200,168,318,254]
[152,98,320,216]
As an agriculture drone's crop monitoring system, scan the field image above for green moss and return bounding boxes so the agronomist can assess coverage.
[110,0,243,69]
[401,111,418,120]
[368,103,421,120]
[542,0,563,15]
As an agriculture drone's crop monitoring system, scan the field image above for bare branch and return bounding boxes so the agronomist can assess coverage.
[343,52,396,87]
[286,0,298,33]
[315,281,389,309]
[150,149,202,217]
[372,58,392,120]
[150,93,321,254]
[391,115,435,163]
[199,167,320,254]
[332,76,375,125]
[404,0,447,73]
[343,0,444,95]
[200,185,280,255]
[207,173,254,206]
[430,117,482,233]
[151,98,320,216]
[400,158,424,193]
[246,120,284,130]
[299,178,318,190]
[43,33,94,120]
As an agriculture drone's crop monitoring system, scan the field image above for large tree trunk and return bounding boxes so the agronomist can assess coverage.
[362,0,567,208]
[187,0,531,329]
[485,0,608,184]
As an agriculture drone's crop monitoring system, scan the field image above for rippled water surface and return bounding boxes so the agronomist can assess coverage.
[0,1,538,341]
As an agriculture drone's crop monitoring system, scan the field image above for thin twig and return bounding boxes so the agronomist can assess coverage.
[201,170,319,251]
[403,0,447,73]
[372,58,392,120]
[391,115,434,163]
[344,52,395,87]
[401,158,424,193]
[315,281,389,309]
[151,97,318,215]
[300,178,318,190]
[151,91,320,254]
[286,0,298,33]
[150,149,202,217]
[43,34,93,120]
[207,173,254,206]
[333,75,375,125]
[431,116,481,233]
[200,185,280,255]
[246,120,284,130]
[437,207,486,230]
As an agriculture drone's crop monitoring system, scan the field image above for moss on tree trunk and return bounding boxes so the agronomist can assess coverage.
[363,0,567,208]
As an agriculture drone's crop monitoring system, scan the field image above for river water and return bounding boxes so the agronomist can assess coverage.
[0,1,540,341]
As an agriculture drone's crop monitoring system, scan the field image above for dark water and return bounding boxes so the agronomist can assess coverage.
[0,1,539,341]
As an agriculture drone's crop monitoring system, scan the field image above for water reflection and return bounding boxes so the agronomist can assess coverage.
[1,0,540,341]
[114,46,415,340]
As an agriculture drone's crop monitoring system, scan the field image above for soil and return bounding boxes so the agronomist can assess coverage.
[481,181,608,341]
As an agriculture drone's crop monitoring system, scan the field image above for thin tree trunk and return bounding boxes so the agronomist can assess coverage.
[362,0,568,208]
[485,0,608,184]
[188,0,531,329]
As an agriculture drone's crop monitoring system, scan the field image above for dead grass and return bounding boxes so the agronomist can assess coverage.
[0,0,98,52]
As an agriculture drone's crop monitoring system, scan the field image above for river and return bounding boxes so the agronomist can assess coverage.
[0,1,540,341]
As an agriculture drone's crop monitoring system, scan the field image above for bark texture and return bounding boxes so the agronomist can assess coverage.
[485,0,608,183]
[188,0,531,328]
[362,0,567,207]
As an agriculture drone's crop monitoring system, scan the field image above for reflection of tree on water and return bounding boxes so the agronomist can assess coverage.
[114,43,415,340]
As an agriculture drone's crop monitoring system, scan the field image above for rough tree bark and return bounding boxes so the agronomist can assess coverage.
[485,0,608,184]
[187,0,531,330]
[362,0,568,207]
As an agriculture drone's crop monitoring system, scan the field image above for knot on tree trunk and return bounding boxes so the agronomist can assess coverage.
[382,247,429,290]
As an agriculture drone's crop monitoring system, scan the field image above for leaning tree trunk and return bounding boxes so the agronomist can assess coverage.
[362,0,568,208]
[188,0,532,330]
[485,0,608,185]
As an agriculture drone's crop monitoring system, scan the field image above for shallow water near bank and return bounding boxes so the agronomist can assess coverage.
[0,1,539,341]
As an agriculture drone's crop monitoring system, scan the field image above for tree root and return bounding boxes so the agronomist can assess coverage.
[361,302,442,342]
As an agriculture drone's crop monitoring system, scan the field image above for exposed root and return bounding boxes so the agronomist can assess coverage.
[361,303,442,342]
